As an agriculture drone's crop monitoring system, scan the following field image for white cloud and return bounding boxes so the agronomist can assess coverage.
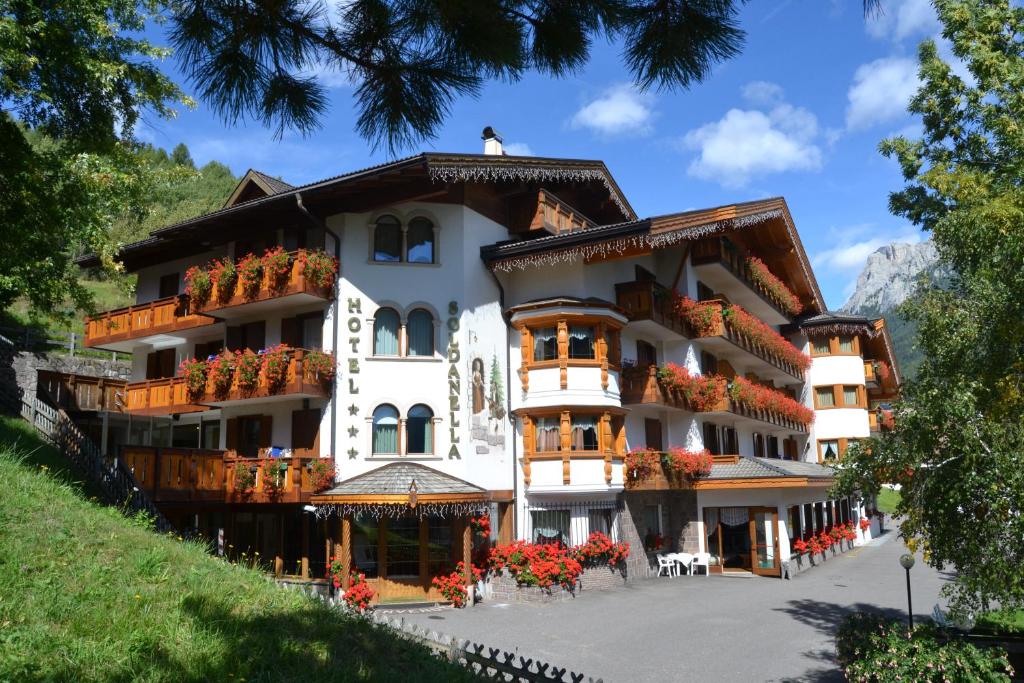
[569,84,655,136]
[812,228,924,272]
[866,0,940,41]
[680,82,822,188]
[845,57,919,130]
[503,142,534,156]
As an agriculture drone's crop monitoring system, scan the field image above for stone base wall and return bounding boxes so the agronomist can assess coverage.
[620,490,699,578]
[488,564,626,603]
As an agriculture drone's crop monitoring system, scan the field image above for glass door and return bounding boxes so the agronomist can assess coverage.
[749,507,780,576]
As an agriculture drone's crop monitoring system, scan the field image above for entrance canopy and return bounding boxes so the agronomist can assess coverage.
[311,462,489,519]
[694,456,834,490]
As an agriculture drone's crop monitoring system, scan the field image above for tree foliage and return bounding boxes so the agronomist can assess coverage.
[834,0,1024,613]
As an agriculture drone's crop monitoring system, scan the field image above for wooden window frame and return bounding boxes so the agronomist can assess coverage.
[813,384,867,410]
[516,314,622,392]
[809,334,862,357]
[816,437,860,463]
[520,408,625,486]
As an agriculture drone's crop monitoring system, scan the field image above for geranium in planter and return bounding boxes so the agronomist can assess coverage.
[745,256,803,316]
[792,538,809,556]
[178,357,208,401]
[327,555,345,589]
[260,345,290,392]
[261,457,287,497]
[573,531,630,568]
[303,349,336,384]
[673,294,723,336]
[661,447,713,481]
[343,572,375,612]
[656,363,727,411]
[235,349,261,392]
[624,447,661,487]
[237,253,263,299]
[263,246,291,291]
[307,458,336,492]
[233,462,256,494]
[728,376,815,427]
[208,350,235,398]
[488,540,583,592]
[859,517,871,532]
[431,562,481,608]
[722,305,811,372]
[184,265,212,306]
[469,513,490,538]
[208,258,237,303]
[298,248,338,290]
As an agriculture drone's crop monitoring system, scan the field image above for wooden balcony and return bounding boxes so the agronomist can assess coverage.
[621,365,809,433]
[614,280,689,339]
[869,409,895,433]
[197,252,331,319]
[121,446,321,504]
[123,349,331,415]
[84,295,217,351]
[36,370,126,413]
[864,360,878,387]
[690,237,794,324]
[627,454,739,492]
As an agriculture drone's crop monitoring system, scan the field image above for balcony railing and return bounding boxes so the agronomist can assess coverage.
[626,453,739,491]
[37,370,126,412]
[120,446,321,503]
[614,280,689,336]
[620,364,809,432]
[196,251,331,315]
[84,295,216,349]
[869,409,895,433]
[691,237,796,320]
[123,348,331,414]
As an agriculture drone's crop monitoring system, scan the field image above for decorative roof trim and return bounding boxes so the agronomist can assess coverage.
[800,321,880,338]
[311,501,488,520]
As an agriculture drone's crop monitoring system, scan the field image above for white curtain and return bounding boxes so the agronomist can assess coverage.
[374,308,399,355]
[568,325,595,359]
[533,327,557,361]
[720,507,748,527]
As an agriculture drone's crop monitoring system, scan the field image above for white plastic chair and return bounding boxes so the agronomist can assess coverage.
[691,552,711,576]
[656,554,677,577]
[668,552,695,576]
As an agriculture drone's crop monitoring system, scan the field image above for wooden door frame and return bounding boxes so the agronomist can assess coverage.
[748,506,781,577]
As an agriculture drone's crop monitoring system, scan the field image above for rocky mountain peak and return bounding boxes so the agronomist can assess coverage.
[841,240,939,314]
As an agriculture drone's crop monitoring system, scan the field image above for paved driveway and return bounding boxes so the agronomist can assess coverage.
[396,533,949,682]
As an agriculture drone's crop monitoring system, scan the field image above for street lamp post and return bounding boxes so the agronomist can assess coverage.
[899,553,915,628]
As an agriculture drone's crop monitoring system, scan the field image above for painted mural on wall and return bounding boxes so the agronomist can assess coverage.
[465,312,507,458]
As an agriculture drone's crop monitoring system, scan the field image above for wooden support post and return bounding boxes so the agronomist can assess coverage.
[462,518,472,585]
[341,515,352,589]
[275,515,285,577]
[301,512,310,579]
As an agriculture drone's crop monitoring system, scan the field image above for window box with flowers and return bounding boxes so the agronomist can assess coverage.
[745,256,804,317]
[298,248,338,291]
[307,458,335,493]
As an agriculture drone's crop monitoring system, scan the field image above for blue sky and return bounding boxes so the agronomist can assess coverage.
[138,0,945,310]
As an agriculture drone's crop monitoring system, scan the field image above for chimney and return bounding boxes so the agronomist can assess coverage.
[482,126,504,155]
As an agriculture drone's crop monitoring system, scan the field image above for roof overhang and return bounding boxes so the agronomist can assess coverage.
[694,476,834,490]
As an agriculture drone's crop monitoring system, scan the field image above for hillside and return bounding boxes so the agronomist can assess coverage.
[841,241,945,378]
[0,415,475,683]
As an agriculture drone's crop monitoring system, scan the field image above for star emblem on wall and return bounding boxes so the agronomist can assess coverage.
[347,448,358,459]
[348,404,359,416]
[348,425,359,438]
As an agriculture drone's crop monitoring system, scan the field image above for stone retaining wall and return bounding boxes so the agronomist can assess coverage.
[0,341,130,410]
[488,564,627,603]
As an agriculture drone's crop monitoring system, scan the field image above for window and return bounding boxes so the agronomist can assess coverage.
[753,432,765,458]
[696,281,715,301]
[815,386,836,408]
[531,509,569,546]
[373,308,400,356]
[302,315,323,349]
[406,217,435,263]
[838,335,855,353]
[371,404,399,454]
[703,422,721,455]
[570,416,598,451]
[535,416,561,452]
[636,340,657,367]
[406,309,434,356]
[589,508,613,537]
[723,427,738,454]
[406,404,433,454]
[701,351,719,375]
[567,325,595,359]
[426,517,452,575]
[819,440,840,462]
[386,516,420,577]
[843,385,860,406]
[533,327,558,361]
[372,214,402,262]
[768,436,780,459]
[789,506,802,544]
[812,337,831,355]
[643,505,662,536]
[351,514,379,577]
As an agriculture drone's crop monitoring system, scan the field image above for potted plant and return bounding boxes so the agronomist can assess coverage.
[233,462,256,494]
[262,246,291,291]
[208,350,235,398]
[237,252,263,299]
[184,265,212,306]
[307,458,335,492]
[208,258,237,303]
[261,457,287,498]
[303,349,336,384]
[235,348,261,392]
[260,345,290,391]
[623,447,661,487]
[178,357,208,401]
[343,572,375,612]
[298,248,338,290]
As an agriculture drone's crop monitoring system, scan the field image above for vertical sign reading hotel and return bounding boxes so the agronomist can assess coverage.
[447,300,461,459]
[346,297,361,458]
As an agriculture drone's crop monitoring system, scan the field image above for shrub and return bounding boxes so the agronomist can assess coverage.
[662,447,712,480]
[184,265,212,306]
[836,613,1013,682]
[746,256,803,316]
[263,246,291,290]
[178,357,207,401]
[624,447,661,486]
[235,349,261,391]
[238,253,263,298]
[976,609,1024,637]
[260,345,290,390]
[673,295,723,336]
[343,573,375,612]
[299,248,338,290]
[208,258,237,302]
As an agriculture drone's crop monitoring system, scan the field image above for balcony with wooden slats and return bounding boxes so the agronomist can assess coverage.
[690,237,795,325]
[124,377,211,416]
[614,279,689,341]
[84,295,217,352]
[196,252,331,320]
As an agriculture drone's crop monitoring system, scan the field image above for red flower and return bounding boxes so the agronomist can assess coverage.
[656,363,728,411]
[793,538,808,555]
[624,448,661,487]
[722,305,811,372]
[746,256,803,316]
[859,518,871,531]
[728,376,815,427]
[662,447,713,480]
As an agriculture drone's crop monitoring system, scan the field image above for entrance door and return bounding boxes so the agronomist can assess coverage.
[749,507,780,576]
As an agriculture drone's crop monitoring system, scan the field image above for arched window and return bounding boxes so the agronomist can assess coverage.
[372,404,399,454]
[406,308,434,357]
[373,214,401,262]
[406,216,434,263]
[406,404,433,454]
[373,307,400,356]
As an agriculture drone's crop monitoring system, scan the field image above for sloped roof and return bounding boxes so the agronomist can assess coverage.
[705,456,835,481]
[316,462,486,498]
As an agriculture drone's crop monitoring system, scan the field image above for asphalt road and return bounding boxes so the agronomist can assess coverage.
[396,531,949,682]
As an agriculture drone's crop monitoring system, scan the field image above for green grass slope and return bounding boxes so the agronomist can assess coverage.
[0,416,475,683]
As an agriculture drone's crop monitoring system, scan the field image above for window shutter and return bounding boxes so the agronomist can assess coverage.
[159,349,176,378]
[281,317,300,348]
[146,352,160,380]
[258,415,273,449]
[246,321,266,351]
[225,418,239,452]
[226,326,243,351]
